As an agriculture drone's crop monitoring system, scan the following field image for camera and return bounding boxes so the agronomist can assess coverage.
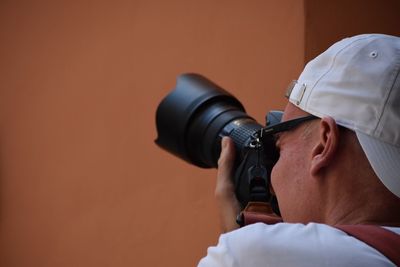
[155,73,281,213]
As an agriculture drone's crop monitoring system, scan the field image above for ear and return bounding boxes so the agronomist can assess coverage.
[310,117,340,176]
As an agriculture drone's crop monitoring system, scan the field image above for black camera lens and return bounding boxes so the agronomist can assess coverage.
[155,73,282,214]
[155,73,263,168]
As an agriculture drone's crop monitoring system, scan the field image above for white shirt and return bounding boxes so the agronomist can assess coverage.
[198,222,399,267]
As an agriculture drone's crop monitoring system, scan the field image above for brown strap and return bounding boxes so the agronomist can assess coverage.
[240,211,283,225]
[336,225,400,266]
[237,202,282,226]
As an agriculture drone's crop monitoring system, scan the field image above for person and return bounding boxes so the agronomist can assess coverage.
[197,34,400,266]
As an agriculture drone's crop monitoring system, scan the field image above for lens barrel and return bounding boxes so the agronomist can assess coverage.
[155,73,263,168]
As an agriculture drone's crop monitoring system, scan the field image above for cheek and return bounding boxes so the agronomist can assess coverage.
[271,157,291,218]
[270,144,305,217]
[270,152,290,195]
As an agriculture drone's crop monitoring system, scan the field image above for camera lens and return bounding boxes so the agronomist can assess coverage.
[155,73,263,168]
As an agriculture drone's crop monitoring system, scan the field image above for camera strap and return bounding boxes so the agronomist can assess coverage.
[236,134,283,226]
[247,135,270,203]
[236,202,282,226]
[336,225,400,266]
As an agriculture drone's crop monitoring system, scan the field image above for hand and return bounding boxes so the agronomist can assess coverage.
[215,137,241,233]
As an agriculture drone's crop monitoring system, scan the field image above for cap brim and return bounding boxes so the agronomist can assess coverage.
[356,131,400,198]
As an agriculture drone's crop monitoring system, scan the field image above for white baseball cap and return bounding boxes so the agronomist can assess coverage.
[287,34,400,198]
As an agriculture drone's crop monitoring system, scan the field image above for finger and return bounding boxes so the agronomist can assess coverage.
[216,137,236,194]
[218,137,235,172]
[215,137,241,232]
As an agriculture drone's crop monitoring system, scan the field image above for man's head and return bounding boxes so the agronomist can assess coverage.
[271,34,400,224]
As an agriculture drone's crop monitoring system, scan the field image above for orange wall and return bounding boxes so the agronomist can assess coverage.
[304,0,400,61]
[0,1,304,266]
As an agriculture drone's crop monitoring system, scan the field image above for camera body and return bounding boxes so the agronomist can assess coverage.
[155,73,281,212]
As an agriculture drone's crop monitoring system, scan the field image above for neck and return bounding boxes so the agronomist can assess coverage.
[327,208,400,227]
[320,133,400,227]
[323,188,400,227]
